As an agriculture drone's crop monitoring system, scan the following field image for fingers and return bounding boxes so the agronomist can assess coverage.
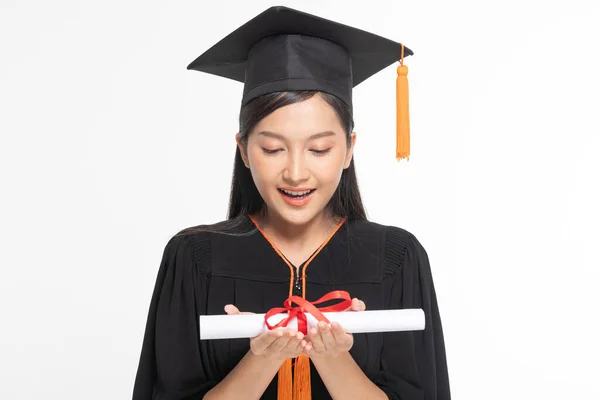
[350,298,366,311]
[224,304,240,314]
[251,330,282,354]
[319,322,336,350]
[331,322,352,347]
[266,330,296,353]
[304,321,353,357]
[252,329,305,358]
[294,336,308,353]
[281,331,305,354]
[308,322,331,352]
[306,327,320,353]
[224,304,255,315]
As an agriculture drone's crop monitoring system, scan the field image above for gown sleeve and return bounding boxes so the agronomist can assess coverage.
[132,233,215,400]
[373,227,451,400]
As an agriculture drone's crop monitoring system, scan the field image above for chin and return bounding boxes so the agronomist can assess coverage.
[268,198,327,227]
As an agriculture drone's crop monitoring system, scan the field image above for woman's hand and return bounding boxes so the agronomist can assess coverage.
[302,297,366,359]
[225,304,307,361]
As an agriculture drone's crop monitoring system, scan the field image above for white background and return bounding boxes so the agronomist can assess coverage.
[1,0,599,398]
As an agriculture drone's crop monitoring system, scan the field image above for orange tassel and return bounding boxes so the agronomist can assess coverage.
[396,44,410,161]
[278,358,293,400]
[293,354,311,400]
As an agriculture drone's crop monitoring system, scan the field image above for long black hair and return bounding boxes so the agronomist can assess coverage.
[176,91,366,237]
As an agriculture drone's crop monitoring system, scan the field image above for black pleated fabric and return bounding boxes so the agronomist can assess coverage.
[132,217,451,399]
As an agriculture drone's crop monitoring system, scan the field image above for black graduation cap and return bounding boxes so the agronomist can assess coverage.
[187,5,414,160]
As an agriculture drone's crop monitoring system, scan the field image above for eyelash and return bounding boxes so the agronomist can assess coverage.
[311,149,331,155]
[261,148,331,155]
[262,148,282,155]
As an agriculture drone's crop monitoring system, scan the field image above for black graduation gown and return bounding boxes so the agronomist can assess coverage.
[132,217,451,399]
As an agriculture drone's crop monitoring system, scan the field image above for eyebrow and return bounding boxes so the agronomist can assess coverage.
[257,130,337,140]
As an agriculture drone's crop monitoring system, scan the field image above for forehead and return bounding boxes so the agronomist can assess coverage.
[252,95,344,140]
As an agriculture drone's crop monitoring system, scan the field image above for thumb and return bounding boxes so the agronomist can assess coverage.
[224,304,240,315]
[350,298,366,311]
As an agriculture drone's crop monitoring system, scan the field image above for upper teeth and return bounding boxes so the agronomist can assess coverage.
[282,189,312,196]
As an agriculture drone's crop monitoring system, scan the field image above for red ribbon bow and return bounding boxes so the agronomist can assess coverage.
[264,290,352,335]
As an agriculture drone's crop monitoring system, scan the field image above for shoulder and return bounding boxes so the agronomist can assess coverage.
[160,222,219,276]
[348,219,426,277]
[165,216,258,275]
[347,218,420,248]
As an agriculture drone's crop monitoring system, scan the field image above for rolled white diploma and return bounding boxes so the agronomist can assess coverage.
[199,309,425,340]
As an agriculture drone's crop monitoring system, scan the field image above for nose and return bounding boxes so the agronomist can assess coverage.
[282,150,309,185]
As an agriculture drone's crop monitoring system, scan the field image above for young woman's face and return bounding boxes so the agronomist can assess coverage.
[238,94,356,226]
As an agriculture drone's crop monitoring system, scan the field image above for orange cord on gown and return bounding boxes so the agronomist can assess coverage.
[249,215,348,400]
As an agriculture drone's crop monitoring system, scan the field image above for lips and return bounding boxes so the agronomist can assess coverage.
[278,188,316,206]
[279,188,315,197]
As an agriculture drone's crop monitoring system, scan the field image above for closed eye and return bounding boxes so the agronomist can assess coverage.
[262,148,283,155]
[311,148,331,155]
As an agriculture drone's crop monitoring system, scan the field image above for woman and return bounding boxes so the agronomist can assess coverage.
[132,6,451,400]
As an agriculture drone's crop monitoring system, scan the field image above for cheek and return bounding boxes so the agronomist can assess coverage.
[247,147,277,188]
[312,151,347,185]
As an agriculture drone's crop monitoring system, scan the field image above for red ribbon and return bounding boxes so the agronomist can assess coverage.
[264,290,352,335]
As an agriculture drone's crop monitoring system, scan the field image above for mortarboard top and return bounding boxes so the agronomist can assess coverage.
[187,5,413,161]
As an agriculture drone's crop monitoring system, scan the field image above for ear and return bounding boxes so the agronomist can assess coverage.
[343,131,357,169]
[235,134,250,168]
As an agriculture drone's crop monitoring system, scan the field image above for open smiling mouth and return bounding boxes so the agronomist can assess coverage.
[277,188,317,207]
[278,188,316,199]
